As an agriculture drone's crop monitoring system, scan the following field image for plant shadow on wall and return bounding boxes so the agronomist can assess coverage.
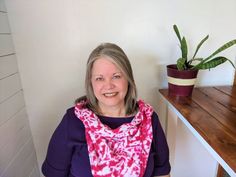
[167,24,236,96]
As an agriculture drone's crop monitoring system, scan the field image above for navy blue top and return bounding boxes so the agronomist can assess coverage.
[42,107,170,177]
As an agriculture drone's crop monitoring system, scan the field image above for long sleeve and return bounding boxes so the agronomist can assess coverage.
[152,112,171,176]
[42,110,73,177]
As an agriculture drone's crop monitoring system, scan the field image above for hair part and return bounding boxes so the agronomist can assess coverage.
[76,43,137,115]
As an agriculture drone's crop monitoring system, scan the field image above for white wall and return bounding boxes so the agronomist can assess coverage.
[0,0,40,176]
[4,0,236,176]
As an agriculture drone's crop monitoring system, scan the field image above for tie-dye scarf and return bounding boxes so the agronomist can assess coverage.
[74,100,153,177]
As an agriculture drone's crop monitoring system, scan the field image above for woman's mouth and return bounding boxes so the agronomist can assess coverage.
[103,92,118,97]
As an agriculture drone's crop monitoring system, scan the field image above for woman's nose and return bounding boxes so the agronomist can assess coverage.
[104,79,115,89]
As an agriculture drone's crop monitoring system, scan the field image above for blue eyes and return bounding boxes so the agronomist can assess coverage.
[95,75,121,81]
[113,75,121,79]
[95,77,104,81]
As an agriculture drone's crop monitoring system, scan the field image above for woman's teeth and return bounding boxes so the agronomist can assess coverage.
[104,92,117,97]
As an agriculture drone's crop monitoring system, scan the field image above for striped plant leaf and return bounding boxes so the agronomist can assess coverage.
[204,39,236,61]
[194,56,234,70]
[190,58,203,62]
[177,58,186,70]
[181,37,188,59]
[188,58,203,66]
[173,25,182,43]
[192,35,209,59]
[172,24,236,71]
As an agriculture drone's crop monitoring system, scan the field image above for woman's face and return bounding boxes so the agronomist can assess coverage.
[91,56,128,112]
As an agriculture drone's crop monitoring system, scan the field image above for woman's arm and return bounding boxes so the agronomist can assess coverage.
[151,112,171,176]
[41,109,73,176]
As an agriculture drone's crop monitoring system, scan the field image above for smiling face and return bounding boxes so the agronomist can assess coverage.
[91,56,128,115]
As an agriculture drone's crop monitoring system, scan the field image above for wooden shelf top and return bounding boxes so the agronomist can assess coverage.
[159,86,236,175]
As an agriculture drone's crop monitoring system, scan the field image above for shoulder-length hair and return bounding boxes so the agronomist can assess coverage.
[76,43,137,115]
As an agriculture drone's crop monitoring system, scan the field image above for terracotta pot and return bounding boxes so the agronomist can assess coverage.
[167,64,198,96]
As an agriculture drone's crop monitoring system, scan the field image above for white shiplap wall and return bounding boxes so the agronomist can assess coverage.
[0,0,40,176]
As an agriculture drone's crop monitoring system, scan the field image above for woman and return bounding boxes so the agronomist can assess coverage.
[42,43,171,177]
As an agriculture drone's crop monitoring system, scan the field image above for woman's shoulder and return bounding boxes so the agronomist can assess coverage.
[151,111,166,133]
[151,111,160,126]
[63,106,85,125]
[65,106,77,117]
[60,106,86,140]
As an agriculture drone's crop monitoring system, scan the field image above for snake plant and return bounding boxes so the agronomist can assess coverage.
[173,24,236,71]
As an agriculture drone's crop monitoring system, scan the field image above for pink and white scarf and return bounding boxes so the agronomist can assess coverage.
[74,100,153,177]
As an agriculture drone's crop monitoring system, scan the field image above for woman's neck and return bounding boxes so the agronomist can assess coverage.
[98,104,126,117]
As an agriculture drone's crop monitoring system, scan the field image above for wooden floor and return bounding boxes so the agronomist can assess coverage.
[159,86,236,176]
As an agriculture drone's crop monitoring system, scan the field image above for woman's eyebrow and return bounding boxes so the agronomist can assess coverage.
[113,72,122,75]
[92,74,103,77]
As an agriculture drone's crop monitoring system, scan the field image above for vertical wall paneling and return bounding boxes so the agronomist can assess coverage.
[1,139,37,177]
[0,91,25,126]
[0,35,14,56]
[0,0,40,176]
[0,73,22,103]
[0,110,31,172]
[0,12,10,33]
[0,54,18,79]
[0,0,6,12]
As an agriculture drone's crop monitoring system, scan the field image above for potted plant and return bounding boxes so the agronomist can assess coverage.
[167,24,236,96]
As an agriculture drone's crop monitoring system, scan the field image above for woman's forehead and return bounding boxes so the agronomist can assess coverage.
[92,57,121,72]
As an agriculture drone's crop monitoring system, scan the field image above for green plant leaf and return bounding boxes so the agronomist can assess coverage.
[205,39,236,61]
[190,58,204,62]
[173,24,182,43]
[188,58,203,65]
[181,37,188,59]
[194,56,235,70]
[192,35,209,59]
[177,57,186,70]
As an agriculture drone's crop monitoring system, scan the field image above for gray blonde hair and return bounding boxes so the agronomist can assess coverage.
[76,43,137,115]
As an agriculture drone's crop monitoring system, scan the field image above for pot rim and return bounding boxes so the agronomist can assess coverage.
[167,64,198,72]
